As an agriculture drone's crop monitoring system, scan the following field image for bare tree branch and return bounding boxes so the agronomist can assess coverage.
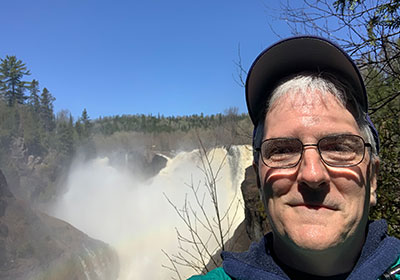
[162,136,243,278]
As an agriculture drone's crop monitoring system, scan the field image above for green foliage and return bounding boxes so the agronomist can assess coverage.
[366,58,400,237]
[56,111,75,160]
[93,111,249,136]
[28,79,41,113]
[0,55,31,106]
[39,88,56,132]
[334,0,361,13]
[334,0,400,42]
[78,108,92,140]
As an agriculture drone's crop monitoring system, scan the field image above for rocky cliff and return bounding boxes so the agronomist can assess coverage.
[0,170,119,280]
[241,166,270,241]
[205,166,270,271]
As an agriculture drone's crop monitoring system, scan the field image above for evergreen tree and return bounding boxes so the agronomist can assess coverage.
[28,79,41,113]
[75,120,83,139]
[19,104,44,156]
[56,115,74,159]
[69,114,75,138]
[81,108,90,126]
[40,87,56,132]
[80,108,92,139]
[0,55,31,106]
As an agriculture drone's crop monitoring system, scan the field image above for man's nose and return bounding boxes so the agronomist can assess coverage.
[297,146,330,189]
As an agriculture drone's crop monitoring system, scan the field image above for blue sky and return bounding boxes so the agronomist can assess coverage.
[1,0,292,119]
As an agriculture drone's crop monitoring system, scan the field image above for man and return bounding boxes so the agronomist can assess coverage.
[189,36,400,279]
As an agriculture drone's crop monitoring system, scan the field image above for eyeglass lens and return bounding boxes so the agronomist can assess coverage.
[261,135,366,168]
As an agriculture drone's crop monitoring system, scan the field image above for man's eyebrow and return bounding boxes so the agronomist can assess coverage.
[316,132,359,138]
[273,132,359,140]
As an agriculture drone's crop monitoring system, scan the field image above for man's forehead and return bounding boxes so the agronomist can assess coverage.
[268,89,343,114]
[264,90,360,138]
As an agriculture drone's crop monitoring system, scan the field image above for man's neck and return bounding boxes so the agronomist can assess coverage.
[272,233,365,276]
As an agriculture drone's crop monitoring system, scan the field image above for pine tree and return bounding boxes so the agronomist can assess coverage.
[28,79,41,113]
[0,55,31,106]
[75,120,83,139]
[80,108,92,139]
[40,87,56,132]
[56,115,74,159]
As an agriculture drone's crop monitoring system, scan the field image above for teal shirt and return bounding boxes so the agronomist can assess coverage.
[188,267,231,280]
[188,256,400,280]
[381,256,400,280]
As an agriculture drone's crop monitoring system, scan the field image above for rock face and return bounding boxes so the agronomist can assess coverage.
[241,166,270,241]
[3,137,60,204]
[205,166,270,271]
[0,170,119,280]
[96,149,168,181]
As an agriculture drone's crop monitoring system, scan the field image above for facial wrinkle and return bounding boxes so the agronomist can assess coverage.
[301,116,320,127]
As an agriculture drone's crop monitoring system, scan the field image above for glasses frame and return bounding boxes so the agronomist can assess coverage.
[255,134,372,169]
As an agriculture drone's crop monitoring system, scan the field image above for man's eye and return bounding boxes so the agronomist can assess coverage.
[322,142,353,152]
[265,144,298,158]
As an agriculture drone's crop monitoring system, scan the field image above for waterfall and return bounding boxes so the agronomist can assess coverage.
[50,145,253,279]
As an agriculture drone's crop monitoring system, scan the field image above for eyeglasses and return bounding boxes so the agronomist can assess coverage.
[255,134,371,169]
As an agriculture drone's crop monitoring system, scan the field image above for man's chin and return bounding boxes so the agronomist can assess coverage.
[285,225,344,252]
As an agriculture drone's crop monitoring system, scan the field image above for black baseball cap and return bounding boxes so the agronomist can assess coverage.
[246,35,379,152]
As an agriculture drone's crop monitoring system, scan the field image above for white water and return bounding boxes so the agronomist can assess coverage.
[50,145,253,279]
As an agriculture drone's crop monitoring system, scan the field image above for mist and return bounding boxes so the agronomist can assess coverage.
[49,145,252,279]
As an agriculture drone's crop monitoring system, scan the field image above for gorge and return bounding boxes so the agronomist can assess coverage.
[1,145,265,279]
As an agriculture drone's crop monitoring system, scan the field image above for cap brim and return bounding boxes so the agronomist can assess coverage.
[245,36,368,125]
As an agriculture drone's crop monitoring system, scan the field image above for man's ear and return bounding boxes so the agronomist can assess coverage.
[253,161,262,189]
[369,158,379,207]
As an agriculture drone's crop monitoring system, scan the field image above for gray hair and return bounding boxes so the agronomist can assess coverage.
[253,73,378,164]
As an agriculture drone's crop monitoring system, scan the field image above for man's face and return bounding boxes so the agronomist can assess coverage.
[256,91,378,252]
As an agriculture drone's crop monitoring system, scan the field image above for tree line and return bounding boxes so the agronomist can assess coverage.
[94,110,247,135]
[0,55,249,158]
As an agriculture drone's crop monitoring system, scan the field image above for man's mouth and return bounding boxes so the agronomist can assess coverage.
[290,203,337,211]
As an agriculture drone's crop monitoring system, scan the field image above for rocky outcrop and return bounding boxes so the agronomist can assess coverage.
[0,170,119,280]
[241,166,270,241]
[3,137,61,204]
[94,149,168,181]
[205,166,270,271]
[126,151,168,179]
